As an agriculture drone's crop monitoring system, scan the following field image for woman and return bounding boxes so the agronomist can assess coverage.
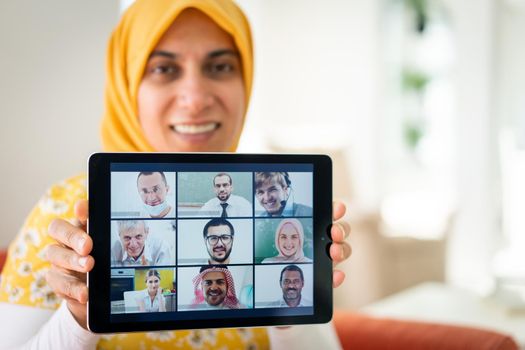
[0,1,351,348]
[262,219,313,263]
[137,270,167,313]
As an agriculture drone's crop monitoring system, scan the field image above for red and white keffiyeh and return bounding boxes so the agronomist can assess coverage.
[192,266,240,309]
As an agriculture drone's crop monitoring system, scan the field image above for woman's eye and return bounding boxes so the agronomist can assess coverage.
[213,63,233,72]
[144,62,181,82]
[205,61,237,77]
[152,64,178,75]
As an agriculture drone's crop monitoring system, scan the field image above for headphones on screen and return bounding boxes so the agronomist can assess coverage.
[282,172,291,188]
[279,172,293,213]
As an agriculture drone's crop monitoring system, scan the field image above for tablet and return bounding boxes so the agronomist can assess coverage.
[87,152,333,333]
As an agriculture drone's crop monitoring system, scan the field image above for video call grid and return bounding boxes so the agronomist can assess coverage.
[109,169,315,314]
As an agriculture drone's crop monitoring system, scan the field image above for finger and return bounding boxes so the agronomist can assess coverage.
[54,264,88,283]
[46,265,88,304]
[333,201,346,221]
[48,219,92,256]
[333,269,346,288]
[331,221,351,242]
[45,244,94,273]
[329,242,352,264]
[51,267,88,290]
[74,200,89,226]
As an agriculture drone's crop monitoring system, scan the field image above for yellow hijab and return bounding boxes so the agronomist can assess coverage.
[100,0,253,152]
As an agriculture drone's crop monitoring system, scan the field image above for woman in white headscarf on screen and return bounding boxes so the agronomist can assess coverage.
[263,219,313,263]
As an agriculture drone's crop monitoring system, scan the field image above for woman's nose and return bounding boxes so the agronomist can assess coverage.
[176,71,213,114]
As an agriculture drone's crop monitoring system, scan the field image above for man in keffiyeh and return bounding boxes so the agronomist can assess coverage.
[192,265,241,309]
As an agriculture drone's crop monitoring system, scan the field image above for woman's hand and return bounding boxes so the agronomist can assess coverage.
[45,200,94,329]
[329,201,352,288]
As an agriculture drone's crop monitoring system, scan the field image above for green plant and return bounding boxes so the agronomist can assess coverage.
[404,119,425,150]
[404,0,428,33]
[402,68,430,92]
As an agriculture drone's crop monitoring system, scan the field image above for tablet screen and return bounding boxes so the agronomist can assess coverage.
[88,153,332,332]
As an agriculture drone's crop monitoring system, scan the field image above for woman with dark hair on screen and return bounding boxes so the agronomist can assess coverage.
[0,0,351,348]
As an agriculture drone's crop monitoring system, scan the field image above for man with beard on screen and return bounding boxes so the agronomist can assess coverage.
[191,265,241,310]
[203,218,235,265]
[199,173,252,217]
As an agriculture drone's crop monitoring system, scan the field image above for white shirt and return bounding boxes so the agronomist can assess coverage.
[111,236,172,266]
[137,289,165,312]
[269,295,313,308]
[199,195,252,217]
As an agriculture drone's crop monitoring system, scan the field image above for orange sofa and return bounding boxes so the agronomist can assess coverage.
[333,310,518,350]
[0,249,519,349]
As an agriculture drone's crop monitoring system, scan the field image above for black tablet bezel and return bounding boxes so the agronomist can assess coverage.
[87,152,333,333]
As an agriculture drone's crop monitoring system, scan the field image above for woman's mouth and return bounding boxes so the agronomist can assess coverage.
[170,122,219,134]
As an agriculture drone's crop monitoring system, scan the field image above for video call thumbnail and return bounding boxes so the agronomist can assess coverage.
[254,264,313,308]
[110,219,176,267]
[110,267,176,314]
[177,218,253,265]
[178,172,253,218]
[254,172,313,217]
[177,265,253,311]
[111,171,176,219]
[255,218,313,264]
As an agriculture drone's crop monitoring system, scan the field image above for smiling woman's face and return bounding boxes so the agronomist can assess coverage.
[137,8,246,152]
[278,223,301,257]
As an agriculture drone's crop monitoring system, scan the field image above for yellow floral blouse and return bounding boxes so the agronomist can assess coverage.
[0,174,269,349]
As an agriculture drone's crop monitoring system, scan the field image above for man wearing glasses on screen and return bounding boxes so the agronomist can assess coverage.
[202,218,235,265]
